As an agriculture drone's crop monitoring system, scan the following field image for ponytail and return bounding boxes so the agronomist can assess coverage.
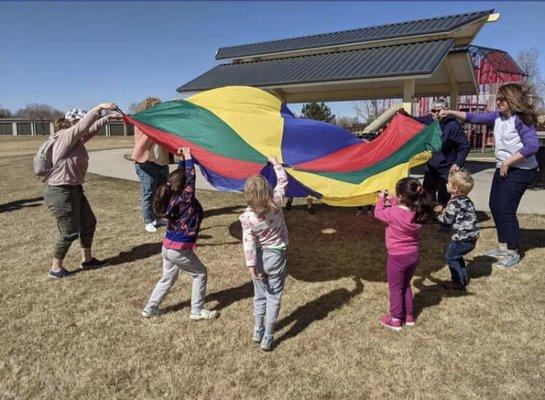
[395,177,435,224]
[152,169,186,219]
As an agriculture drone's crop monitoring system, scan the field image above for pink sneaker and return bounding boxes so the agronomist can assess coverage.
[380,315,402,332]
[404,315,415,327]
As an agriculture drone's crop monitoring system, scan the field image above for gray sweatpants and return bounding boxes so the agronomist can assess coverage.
[147,247,208,313]
[252,249,287,335]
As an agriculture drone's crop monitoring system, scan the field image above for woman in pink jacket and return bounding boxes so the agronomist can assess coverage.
[131,97,171,233]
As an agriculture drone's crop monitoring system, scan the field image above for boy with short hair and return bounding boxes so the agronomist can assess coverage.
[435,168,479,290]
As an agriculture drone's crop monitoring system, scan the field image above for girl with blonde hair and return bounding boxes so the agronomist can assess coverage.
[440,83,539,268]
[239,157,289,351]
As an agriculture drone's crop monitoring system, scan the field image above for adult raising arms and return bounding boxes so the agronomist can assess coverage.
[44,102,121,278]
[439,83,539,268]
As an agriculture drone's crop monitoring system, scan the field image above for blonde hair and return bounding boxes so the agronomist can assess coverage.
[244,175,278,214]
[136,97,161,112]
[449,168,474,195]
[54,117,70,132]
[497,83,538,126]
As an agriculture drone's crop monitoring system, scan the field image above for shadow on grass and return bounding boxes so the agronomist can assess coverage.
[274,277,364,347]
[0,196,43,214]
[161,281,254,315]
[412,275,474,319]
[472,227,545,254]
[229,206,451,283]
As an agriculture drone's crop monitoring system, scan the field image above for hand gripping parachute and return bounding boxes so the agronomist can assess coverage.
[124,86,442,206]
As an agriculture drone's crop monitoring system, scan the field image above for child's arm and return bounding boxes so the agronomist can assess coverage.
[178,147,196,204]
[373,192,393,224]
[437,201,457,225]
[239,215,258,267]
[269,156,288,206]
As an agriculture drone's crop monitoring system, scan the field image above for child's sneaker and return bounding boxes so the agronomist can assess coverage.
[190,309,218,320]
[486,247,509,258]
[141,304,159,318]
[260,334,274,351]
[380,315,402,332]
[48,268,72,279]
[404,315,415,327]
[80,257,105,270]
[494,251,521,269]
[252,327,264,343]
[144,222,157,233]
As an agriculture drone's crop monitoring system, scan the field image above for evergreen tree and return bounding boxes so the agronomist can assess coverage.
[301,102,335,122]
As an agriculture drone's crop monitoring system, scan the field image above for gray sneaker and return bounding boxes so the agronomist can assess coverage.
[260,334,274,352]
[486,247,509,258]
[141,304,159,318]
[494,252,521,269]
[190,309,218,320]
[252,327,264,344]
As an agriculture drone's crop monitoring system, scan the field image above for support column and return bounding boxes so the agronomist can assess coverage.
[402,79,415,115]
[49,122,54,135]
[12,122,17,136]
[31,122,36,136]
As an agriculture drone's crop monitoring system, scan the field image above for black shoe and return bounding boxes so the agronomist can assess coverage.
[306,207,315,214]
[48,268,72,279]
[285,200,292,211]
[80,257,106,270]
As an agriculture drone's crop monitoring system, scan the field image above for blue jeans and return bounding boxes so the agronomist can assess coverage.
[489,167,537,250]
[445,239,476,287]
[135,162,169,224]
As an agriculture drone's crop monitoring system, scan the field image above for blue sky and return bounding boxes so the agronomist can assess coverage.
[1,1,544,118]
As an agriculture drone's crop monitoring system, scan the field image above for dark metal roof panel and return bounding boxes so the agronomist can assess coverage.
[179,40,454,92]
[216,10,492,60]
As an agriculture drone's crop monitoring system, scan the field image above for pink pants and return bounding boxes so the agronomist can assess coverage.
[387,252,419,319]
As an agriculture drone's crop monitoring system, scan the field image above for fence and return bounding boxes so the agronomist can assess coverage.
[0,118,134,136]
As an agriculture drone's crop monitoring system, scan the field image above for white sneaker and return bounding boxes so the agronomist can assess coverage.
[190,309,218,320]
[145,223,157,233]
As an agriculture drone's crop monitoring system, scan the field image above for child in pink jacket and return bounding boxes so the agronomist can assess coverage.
[374,177,434,331]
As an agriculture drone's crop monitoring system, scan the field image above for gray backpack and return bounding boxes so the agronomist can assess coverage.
[33,136,60,181]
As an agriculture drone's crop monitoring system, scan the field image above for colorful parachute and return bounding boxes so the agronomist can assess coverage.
[124,86,442,206]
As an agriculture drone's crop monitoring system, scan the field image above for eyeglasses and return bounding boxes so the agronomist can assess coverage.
[431,109,441,113]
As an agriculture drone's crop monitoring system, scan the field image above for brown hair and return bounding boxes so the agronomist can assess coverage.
[153,169,186,219]
[395,177,435,224]
[136,97,161,112]
[449,168,474,195]
[54,117,70,132]
[497,83,538,126]
[244,175,278,215]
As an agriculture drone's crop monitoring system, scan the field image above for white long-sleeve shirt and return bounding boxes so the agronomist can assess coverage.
[239,164,289,267]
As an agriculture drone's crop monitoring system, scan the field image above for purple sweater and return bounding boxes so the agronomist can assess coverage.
[467,111,538,169]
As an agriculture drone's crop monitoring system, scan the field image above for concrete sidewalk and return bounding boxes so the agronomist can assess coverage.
[88,148,545,214]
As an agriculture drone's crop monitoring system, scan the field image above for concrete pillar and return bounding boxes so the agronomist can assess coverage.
[106,123,111,136]
[50,122,54,135]
[123,123,128,136]
[12,122,17,136]
[31,122,36,136]
[402,79,415,115]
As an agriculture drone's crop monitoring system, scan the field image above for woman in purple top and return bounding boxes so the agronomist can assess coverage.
[440,83,539,268]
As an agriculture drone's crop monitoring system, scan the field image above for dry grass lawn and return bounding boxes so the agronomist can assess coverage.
[1,137,544,399]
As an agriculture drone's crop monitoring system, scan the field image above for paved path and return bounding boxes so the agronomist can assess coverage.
[88,148,544,214]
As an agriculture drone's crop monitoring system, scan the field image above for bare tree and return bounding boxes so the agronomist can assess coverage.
[353,100,385,125]
[517,48,545,108]
[334,115,359,130]
[0,105,13,118]
[15,104,63,121]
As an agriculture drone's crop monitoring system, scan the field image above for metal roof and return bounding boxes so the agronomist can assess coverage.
[215,10,492,60]
[178,40,454,93]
